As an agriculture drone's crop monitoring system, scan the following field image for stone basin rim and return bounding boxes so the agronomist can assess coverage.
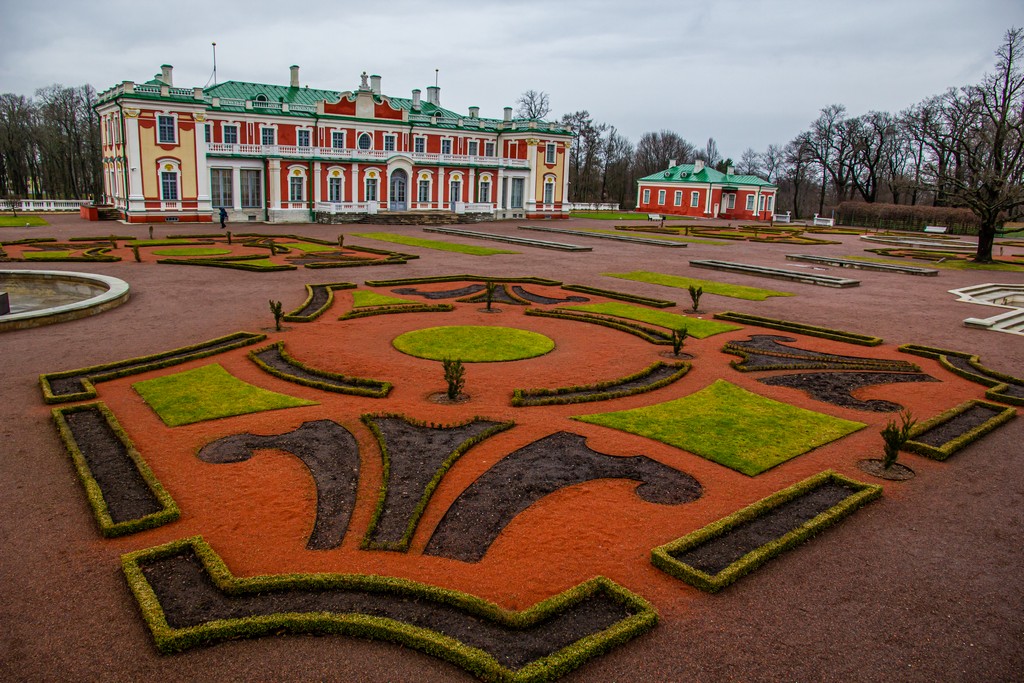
[0,269,131,331]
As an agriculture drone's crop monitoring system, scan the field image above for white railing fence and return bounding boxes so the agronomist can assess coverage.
[566,202,621,211]
[0,199,92,212]
[315,201,379,214]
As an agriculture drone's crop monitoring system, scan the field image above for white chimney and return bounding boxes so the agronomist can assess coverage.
[160,64,174,87]
[726,165,734,175]
[412,89,421,109]
[669,159,677,168]
[503,106,512,122]
[694,159,705,172]
[370,74,381,95]
[426,85,440,106]
[469,106,479,118]
[290,65,300,88]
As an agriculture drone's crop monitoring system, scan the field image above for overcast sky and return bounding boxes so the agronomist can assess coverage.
[2,0,1022,159]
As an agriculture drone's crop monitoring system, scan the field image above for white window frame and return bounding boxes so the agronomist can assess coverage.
[468,140,479,157]
[296,128,312,148]
[157,114,177,145]
[414,136,426,154]
[727,194,736,210]
[674,190,682,206]
[328,172,344,203]
[157,159,181,201]
[746,194,755,211]
[357,132,373,150]
[766,195,774,212]
[441,139,453,155]
[331,130,346,149]
[543,176,556,204]
[240,169,263,208]
[691,191,700,208]
[383,134,396,152]
[545,143,556,165]
[210,168,233,208]
[758,195,766,213]
[365,177,379,201]
[418,178,431,203]
[642,188,651,204]
[204,123,211,143]
[223,124,238,145]
[449,176,462,203]
[478,176,491,203]
[657,190,666,205]
[484,141,495,157]
[261,126,276,146]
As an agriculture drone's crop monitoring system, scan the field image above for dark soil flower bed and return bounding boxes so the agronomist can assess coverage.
[759,371,938,411]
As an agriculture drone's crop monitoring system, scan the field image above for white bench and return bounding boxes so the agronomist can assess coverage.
[923,225,948,234]
[773,211,791,223]
[647,213,662,222]
[812,213,835,227]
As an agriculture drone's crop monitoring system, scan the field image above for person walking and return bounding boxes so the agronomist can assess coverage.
[218,207,227,229]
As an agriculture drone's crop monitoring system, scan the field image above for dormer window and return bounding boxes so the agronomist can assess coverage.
[255,94,268,103]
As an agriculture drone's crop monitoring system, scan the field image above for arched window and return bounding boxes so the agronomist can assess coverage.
[288,166,307,203]
[417,171,432,203]
[449,173,463,203]
[365,169,380,202]
[327,168,345,203]
[255,94,268,103]
[543,175,556,204]
[357,133,372,150]
[478,174,492,204]
[157,159,181,201]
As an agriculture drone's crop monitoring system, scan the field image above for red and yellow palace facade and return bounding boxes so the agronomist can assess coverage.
[96,65,573,223]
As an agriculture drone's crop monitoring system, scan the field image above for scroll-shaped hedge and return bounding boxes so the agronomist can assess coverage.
[513,361,690,406]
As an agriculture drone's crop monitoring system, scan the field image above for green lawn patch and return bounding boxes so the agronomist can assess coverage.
[132,364,316,427]
[856,255,1024,273]
[573,379,864,476]
[24,250,72,259]
[151,247,232,256]
[0,215,48,227]
[560,302,741,338]
[279,242,337,253]
[352,290,418,308]
[127,239,197,247]
[605,271,793,300]
[352,232,518,255]
[583,228,726,245]
[393,326,554,362]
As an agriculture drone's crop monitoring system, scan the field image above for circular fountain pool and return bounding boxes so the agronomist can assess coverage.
[0,270,130,331]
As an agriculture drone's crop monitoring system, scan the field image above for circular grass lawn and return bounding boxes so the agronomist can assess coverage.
[393,325,555,362]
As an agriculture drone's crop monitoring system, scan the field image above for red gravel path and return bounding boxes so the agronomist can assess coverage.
[1,215,1022,681]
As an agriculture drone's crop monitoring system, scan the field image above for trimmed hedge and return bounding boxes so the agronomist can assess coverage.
[339,303,454,321]
[122,536,658,682]
[283,282,356,322]
[723,341,919,373]
[898,343,1024,406]
[513,361,690,406]
[904,399,1016,460]
[249,342,391,398]
[713,312,883,346]
[558,284,676,308]
[156,254,296,272]
[52,402,179,537]
[525,308,673,344]
[40,331,266,403]
[651,470,881,593]
[361,414,514,551]
[365,274,563,287]
[835,201,983,234]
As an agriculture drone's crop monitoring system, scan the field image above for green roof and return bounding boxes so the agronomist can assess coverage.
[206,80,340,105]
[640,164,775,188]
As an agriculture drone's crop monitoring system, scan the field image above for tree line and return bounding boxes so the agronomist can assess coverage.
[534,27,1022,262]
[0,85,103,201]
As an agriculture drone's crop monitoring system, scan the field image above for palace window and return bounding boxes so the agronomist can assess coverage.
[727,194,736,209]
[746,195,755,211]
[204,124,211,143]
[545,143,556,165]
[478,178,491,203]
[223,124,238,145]
[691,191,700,207]
[544,176,556,204]
[484,141,495,157]
[210,168,233,208]
[261,127,276,146]
[510,177,525,209]
[297,129,311,147]
[642,189,650,204]
[414,137,426,154]
[240,169,262,208]
[331,131,345,148]
[766,195,774,212]
[289,176,305,202]
[674,191,682,206]
[441,139,452,155]
[758,195,766,213]
[328,177,344,203]
[157,115,176,144]
[658,190,666,205]
[358,133,372,150]
[160,170,179,201]
[365,177,378,201]
[384,134,396,151]
[450,179,462,203]
[468,140,478,156]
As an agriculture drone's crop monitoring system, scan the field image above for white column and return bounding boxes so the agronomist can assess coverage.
[123,114,145,213]
[467,168,476,204]
[352,163,359,202]
[313,161,322,206]
[496,168,505,209]
[438,167,446,209]
[268,159,281,210]
[526,140,538,213]
[232,167,242,210]
[194,117,211,213]
[560,143,570,214]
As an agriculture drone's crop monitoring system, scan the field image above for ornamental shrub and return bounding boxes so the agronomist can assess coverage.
[688,285,703,312]
[269,300,284,331]
[672,327,688,356]
[881,410,916,469]
[485,281,497,311]
[442,358,465,399]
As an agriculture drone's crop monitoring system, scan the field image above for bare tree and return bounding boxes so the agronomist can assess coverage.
[782,136,815,219]
[929,27,1024,262]
[560,110,607,203]
[633,130,695,177]
[695,137,722,166]
[737,147,762,176]
[515,90,551,119]
[760,143,785,183]
[600,126,634,205]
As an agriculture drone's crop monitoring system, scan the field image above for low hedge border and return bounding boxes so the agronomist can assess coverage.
[713,312,883,346]
[303,253,415,269]
[52,402,179,537]
[898,343,1024,406]
[40,331,266,404]
[651,470,882,593]
[525,308,672,344]
[283,282,356,322]
[904,399,1017,461]
[360,413,515,551]
[249,342,391,398]
[559,284,676,308]
[122,535,657,682]
[723,342,919,373]
[513,361,690,407]
[456,284,532,306]
[156,255,296,272]
[365,275,563,287]
[339,303,454,321]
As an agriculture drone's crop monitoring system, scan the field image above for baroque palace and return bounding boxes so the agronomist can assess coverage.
[95,65,573,224]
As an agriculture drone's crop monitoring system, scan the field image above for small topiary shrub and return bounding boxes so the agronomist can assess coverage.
[269,300,284,331]
[443,358,466,399]
[485,280,497,311]
[672,327,688,356]
[688,285,703,312]
[881,411,916,469]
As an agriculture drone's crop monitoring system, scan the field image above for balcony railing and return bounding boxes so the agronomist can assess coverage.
[315,201,379,214]
[206,143,530,168]
[0,199,92,211]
